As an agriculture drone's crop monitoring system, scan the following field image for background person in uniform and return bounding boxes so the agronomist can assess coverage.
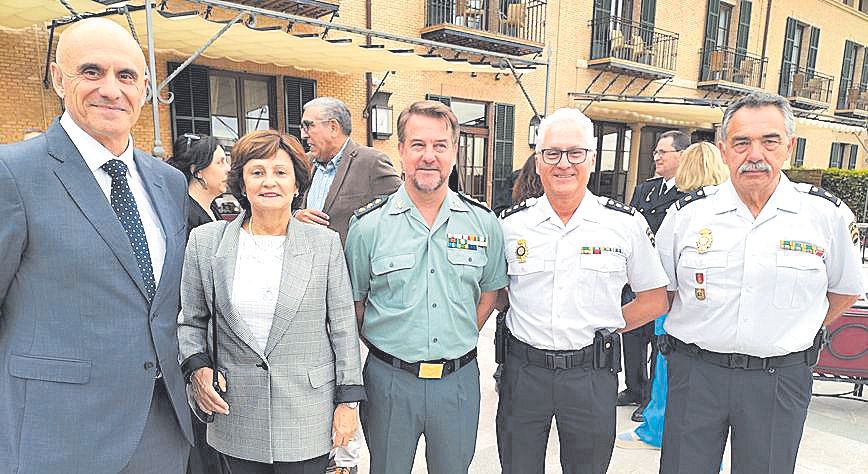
[619,130,689,422]
[0,18,193,472]
[344,100,508,474]
[617,141,729,450]
[179,130,365,474]
[295,97,401,244]
[497,108,669,474]
[656,92,865,473]
[167,133,230,474]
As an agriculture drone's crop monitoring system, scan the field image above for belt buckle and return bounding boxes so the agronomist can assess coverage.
[728,353,750,369]
[418,362,445,379]
[546,354,569,370]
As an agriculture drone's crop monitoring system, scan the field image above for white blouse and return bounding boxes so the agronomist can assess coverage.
[232,229,285,353]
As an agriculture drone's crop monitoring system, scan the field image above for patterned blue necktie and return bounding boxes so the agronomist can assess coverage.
[101,159,157,300]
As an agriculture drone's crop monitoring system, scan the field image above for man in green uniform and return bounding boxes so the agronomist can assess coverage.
[344,100,508,474]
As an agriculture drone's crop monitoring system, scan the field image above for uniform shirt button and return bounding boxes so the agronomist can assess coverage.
[389,262,394,268]
[432,337,438,343]
[432,303,438,308]
[143,361,154,370]
[468,257,473,262]
[430,269,435,274]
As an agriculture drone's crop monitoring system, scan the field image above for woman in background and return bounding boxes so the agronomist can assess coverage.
[617,141,729,451]
[167,133,231,236]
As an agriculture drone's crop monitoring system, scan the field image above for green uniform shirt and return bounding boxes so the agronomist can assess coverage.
[345,184,508,362]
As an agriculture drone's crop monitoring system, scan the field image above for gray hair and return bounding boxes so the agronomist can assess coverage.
[303,97,352,135]
[535,108,596,153]
[721,92,795,139]
[660,130,691,151]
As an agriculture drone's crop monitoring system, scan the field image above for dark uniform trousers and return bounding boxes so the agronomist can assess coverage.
[496,349,617,474]
[660,349,812,474]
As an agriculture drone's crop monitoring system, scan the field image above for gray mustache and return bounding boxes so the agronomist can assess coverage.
[738,161,772,173]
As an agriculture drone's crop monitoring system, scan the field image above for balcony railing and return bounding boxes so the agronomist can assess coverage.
[779,64,834,106]
[838,86,868,114]
[589,16,679,72]
[699,46,767,90]
[425,0,547,45]
[228,0,339,18]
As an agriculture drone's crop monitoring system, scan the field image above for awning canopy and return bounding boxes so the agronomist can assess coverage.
[0,0,532,75]
[571,93,868,135]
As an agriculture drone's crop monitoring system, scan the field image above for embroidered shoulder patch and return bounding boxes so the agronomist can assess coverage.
[795,184,842,207]
[499,197,537,219]
[674,188,708,210]
[352,195,389,219]
[604,199,636,215]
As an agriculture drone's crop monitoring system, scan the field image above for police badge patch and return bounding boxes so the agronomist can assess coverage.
[646,228,655,247]
[851,221,860,246]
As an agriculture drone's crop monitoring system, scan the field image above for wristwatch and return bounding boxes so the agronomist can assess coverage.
[341,402,360,409]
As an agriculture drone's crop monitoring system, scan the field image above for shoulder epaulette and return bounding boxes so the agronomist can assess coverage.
[645,176,663,182]
[353,195,389,219]
[499,197,537,219]
[604,198,636,215]
[674,188,708,210]
[458,192,492,213]
[795,183,842,207]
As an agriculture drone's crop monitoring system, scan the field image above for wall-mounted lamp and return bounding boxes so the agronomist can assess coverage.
[370,91,393,140]
[528,115,542,148]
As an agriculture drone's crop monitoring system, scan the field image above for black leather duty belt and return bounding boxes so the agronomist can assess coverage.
[369,345,477,379]
[507,333,595,370]
[668,336,810,369]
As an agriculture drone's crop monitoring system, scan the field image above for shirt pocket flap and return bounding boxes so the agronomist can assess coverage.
[681,251,727,269]
[507,258,545,276]
[308,362,336,389]
[371,253,415,275]
[776,252,824,270]
[580,254,625,272]
[8,353,92,384]
[447,248,486,267]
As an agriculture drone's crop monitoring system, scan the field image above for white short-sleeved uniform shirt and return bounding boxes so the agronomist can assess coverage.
[501,193,669,350]
[657,175,865,357]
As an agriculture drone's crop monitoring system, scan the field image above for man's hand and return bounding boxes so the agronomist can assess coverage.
[191,367,229,415]
[295,208,330,226]
[332,403,359,447]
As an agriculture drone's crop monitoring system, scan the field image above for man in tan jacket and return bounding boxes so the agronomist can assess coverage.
[296,97,401,244]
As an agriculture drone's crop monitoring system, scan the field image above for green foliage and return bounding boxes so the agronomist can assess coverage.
[785,168,868,220]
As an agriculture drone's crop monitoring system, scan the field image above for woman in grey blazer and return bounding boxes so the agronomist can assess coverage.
[178,130,365,473]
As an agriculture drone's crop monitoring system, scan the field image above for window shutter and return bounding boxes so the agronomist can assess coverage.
[849,144,859,169]
[735,1,751,67]
[838,41,857,108]
[702,0,722,80]
[806,27,820,75]
[861,48,868,90]
[591,0,613,59]
[168,62,211,140]
[284,77,316,141]
[779,17,797,96]
[493,103,515,211]
[793,137,806,167]
[830,143,843,168]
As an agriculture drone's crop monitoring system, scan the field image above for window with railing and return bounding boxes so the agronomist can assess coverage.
[425,0,547,44]
[588,15,678,70]
[837,41,868,111]
[699,46,766,88]
[829,142,859,169]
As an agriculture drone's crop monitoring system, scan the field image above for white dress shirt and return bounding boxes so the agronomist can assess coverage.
[60,112,166,285]
[232,229,284,353]
[657,175,865,357]
[501,193,669,350]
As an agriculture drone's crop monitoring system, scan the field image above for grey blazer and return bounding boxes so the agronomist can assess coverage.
[0,120,193,473]
[300,139,401,244]
[178,213,365,463]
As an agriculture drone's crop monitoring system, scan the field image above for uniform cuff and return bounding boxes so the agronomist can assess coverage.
[180,352,212,382]
[334,384,367,404]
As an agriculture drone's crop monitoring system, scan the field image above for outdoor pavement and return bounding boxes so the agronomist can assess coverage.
[350,266,868,473]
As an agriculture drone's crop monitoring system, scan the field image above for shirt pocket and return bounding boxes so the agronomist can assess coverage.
[447,248,487,300]
[371,253,416,308]
[773,252,826,309]
[679,251,727,304]
[579,254,627,306]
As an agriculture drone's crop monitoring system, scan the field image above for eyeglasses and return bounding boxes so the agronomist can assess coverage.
[182,133,201,154]
[301,119,333,132]
[538,148,592,165]
[653,149,678,157]
[729,137,784,154]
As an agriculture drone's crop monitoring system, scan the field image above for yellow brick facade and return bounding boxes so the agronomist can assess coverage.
[0,0,866,204]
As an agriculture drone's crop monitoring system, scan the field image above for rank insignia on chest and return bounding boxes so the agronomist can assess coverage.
[447,233,488,250]
[516,239,528,263]
[780,240,825,257]
[695,288,706,301]
[850,221,860,246]
[696,228,713,254]
[581,246,623,255]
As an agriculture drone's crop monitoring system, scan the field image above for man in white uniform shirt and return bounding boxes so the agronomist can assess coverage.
[655,91,865,473]
[497,108,669,474]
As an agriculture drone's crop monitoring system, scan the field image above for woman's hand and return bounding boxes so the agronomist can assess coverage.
[191,367,229,415]
[332,404,358,447]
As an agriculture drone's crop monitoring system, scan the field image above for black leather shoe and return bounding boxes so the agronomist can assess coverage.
[617,389,641,406]
[631,405,645,423]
